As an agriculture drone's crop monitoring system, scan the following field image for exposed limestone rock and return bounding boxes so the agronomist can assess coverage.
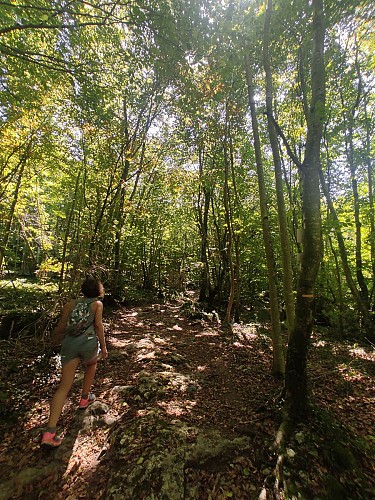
[105,409,251,499]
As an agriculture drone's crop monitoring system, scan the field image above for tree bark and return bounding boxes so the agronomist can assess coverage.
[223,104,235,324]
[263,0,295,337]
[364,95,375,284]
[284,0,325,419]
[245,54,285,377]
[197,148,212,303]
[58,172,81,293]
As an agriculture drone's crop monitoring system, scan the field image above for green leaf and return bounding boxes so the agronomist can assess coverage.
[295,432,305,444]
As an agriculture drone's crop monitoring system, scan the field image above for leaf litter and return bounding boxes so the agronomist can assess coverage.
[0,302,374,499]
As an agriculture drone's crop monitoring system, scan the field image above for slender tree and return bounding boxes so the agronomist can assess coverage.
[245,53,285,377]
[284,0,325,420]
[263,0,295,336]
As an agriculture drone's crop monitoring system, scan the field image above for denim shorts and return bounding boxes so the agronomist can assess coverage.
[60,332,99,365]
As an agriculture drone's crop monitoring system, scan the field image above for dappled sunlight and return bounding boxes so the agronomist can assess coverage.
[232,323,262,343]
[4,297,373,498]
[194,329,220,338]
[310,338,374,382]
[312,339,328,347]
[232,323,259,335]
[135,337,156,349]
[157,363,175,372]
[197,365,208,372]
[135,408,147,418]
[109,337,131,348]
[157,399,196,417]
[136,350,156,362]
[150,336,168,345]
[349,345,375,363]
[233,340,249,348]
[338,363,369,382]
[310,334,375,444]
[168,324,184,331]
[172,314,187,322]
[62,436,102,478]
[167,372,192,391]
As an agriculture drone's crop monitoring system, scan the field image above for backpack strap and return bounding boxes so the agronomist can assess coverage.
[79,298,98,329]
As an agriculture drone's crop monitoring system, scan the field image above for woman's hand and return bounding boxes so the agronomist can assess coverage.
[100,346,108,361]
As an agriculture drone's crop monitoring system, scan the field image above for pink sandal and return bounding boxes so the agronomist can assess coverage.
[78,393,96,409]
[41,431,62,448]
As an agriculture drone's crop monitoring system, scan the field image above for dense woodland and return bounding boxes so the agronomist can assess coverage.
[0,0,374,498]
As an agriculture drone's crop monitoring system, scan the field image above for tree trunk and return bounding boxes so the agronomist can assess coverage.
[223,105,235,324]
[328,234,345,334]
[341,46,369,306]
[197,148,212,303]
[58,172,81,293]
[245,54,285,377]
[0,149,28,273]
[318,167,374,332]
[263,0,295,337]
[284,0,325,419]
[113,157,130,298]
[364,95,375,285]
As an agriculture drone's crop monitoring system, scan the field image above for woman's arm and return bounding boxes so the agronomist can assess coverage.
[94,301,107,360]
[52,301,74,345]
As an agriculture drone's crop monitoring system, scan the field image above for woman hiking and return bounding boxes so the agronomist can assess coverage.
[41,277,107,447]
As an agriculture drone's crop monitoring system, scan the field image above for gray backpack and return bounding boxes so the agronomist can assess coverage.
[65,300,95,337]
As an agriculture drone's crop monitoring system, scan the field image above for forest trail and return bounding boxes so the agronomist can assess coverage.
[0,300,374,499]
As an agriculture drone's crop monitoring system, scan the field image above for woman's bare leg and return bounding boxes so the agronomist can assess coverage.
[81,357,98,397]
[47,357,80,428]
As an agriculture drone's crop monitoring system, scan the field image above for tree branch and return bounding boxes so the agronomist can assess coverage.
[267,112,303,171]
[0,0,127,35]
[0,42,76,73]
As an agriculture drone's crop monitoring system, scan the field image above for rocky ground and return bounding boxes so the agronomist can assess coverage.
[0,300,374,499]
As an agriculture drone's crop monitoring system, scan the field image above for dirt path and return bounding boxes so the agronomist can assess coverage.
[0,301,374,499]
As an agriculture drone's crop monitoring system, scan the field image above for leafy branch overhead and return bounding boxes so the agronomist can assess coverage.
[0,0,126,35]
[0,3,374,497]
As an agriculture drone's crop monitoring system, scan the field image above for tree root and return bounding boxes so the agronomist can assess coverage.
[259,412,295,500]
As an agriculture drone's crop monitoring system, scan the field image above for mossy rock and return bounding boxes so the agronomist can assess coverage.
[105,410,251,499]
[330,442,357,470]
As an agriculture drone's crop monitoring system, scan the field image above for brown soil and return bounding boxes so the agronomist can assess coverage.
[0,300,374,499]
